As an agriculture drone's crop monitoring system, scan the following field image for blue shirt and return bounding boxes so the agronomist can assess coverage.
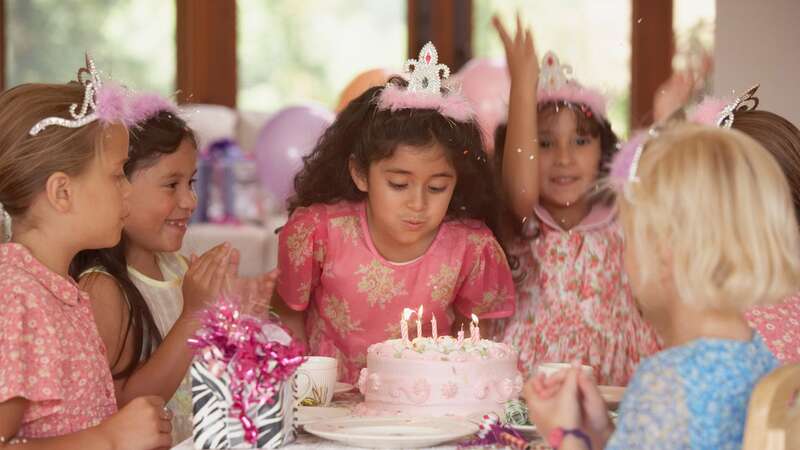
[607,334,778,450]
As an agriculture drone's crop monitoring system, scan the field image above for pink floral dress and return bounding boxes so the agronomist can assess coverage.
[277,201,516,383]
[746,293,800,364]
[0,243,117,438]
[497,204,661,386]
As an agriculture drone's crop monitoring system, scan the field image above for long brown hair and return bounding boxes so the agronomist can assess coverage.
[733,110,800,224]
[70,111,197,379]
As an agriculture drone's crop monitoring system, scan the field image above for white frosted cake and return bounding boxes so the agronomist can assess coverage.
[355,335,523,417]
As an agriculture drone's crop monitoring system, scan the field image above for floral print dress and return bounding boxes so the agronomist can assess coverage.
[498,204,661,386]
[0,243,117,438]
[746,293,800,364]
[277,201,516,383]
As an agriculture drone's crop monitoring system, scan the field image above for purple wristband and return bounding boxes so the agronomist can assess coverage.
[548,427,593,450]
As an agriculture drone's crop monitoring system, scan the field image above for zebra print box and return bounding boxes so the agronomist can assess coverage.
[191,361,296,448]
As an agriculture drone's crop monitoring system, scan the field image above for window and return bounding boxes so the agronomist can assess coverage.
[673,0,715,78]
[5,0,176,92]
[237,0,406,111]
[473,0,632,137]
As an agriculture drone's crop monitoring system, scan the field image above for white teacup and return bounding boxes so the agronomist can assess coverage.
[294,356,337,407]
[534,362,594,379]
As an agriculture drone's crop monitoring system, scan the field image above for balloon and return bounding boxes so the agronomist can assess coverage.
[254,104,334,207]
[336,68,392,113]
[453,58,511,154]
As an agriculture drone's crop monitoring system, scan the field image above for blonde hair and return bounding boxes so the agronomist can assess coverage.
[619,124,800,311]
[0,82,105,218]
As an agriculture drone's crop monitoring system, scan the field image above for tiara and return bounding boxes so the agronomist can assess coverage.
[537,51,608,121]
[689,84,760,129]
[376,42,475,122]
[127,92,179,125]
[610,84,761,191]
[28,55,148,136]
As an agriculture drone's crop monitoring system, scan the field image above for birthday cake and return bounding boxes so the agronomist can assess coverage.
[355,335,523,417]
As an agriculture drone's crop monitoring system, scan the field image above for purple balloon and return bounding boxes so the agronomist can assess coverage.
[254,104,334,206]
[453,58,510,154]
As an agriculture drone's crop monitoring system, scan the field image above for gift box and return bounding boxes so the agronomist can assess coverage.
[191,361,294,449]
[189,302,306,449]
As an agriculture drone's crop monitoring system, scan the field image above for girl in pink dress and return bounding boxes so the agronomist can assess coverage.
[274,43,517,384]
[0,58,172,448]
[492,17,660,386]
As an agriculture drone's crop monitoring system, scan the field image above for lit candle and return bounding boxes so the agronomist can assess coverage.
[401,308,414,345]
[416,305,424,338]
[470,313,480,343]
[431,313,438,340]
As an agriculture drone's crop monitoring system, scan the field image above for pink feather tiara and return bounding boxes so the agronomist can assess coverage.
[127,92,179,125]
[537,51,608,121]
[375,42,475,122]
[608,84,761,192]
[29,55,179,136]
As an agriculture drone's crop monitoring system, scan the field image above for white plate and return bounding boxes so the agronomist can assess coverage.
[304,416,478,449]
[295,406,351,426]
[335,381,354,394]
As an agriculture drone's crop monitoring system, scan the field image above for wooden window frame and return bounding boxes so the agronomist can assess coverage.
[0,0,671,126]
[176,0,237,107]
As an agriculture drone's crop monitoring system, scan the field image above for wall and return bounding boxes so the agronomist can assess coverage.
[714,0,800,124]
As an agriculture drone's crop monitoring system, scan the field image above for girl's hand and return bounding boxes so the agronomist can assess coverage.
[182,243,233,315]
[653,70,695,123]
[576,371,615,448]
[97,396,172,450]
[492,13,539,85]
[235,270,279,317]
[524,367,582,439]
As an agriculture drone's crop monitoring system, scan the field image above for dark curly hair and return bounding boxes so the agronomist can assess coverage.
[288,76,513,265]
[70,110,197,380]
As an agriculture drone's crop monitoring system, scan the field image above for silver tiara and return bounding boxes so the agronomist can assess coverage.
[404,42,450,94]
[717,84,760,129]
[29,55,104,136]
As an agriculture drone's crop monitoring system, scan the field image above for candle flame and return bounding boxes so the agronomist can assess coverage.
[403,308,414,320]
[418,305,424,318]
[471,313,479,324]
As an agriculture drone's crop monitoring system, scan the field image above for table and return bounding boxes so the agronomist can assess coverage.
[170,392,548,449]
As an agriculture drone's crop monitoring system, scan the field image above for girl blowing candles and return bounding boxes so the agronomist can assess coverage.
[272,43,516,383]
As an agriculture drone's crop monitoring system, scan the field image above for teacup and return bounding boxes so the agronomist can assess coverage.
[294,356,337,407]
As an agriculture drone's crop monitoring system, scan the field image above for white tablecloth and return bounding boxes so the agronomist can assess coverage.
[181,217,286,277]
[170,433,463,450]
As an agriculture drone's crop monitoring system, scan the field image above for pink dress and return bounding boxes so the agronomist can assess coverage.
[746,293,800,364]
[0,243,117,438]
[498,205,661,386]
[277,201,516,383]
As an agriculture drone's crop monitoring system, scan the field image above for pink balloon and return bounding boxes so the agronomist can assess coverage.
[254,104,334,206]
[454,58,510,154]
